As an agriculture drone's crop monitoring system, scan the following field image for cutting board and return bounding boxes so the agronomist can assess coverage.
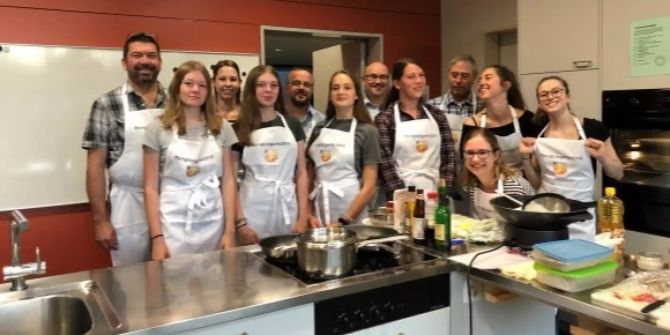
[591,280,670,328]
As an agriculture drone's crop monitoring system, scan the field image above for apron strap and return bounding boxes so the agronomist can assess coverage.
[255,176,293,226]
[309,181,346,224]
[184,174,220,234]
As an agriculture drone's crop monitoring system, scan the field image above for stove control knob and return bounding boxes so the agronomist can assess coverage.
[383,302,395,315]
[369,305,383,321]
[336,313,350,326]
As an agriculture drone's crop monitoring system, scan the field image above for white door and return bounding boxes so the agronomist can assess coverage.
[312,42,365,113]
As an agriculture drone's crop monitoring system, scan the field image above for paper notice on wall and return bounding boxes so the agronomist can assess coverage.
[630,16,670,76]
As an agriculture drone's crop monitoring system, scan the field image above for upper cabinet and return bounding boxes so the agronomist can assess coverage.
[518,0,600,74]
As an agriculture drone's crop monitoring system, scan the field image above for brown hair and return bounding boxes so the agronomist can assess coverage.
[211,59,242,104]
[533,75,571,125]
[481,65,526,110]
[236,65,286,146]
[160,60,220,135]
[458,128,516,187]
[325,70,372,124]
[384,58,425,110]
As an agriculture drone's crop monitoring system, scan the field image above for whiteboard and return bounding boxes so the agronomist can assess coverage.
[0,44,259,211]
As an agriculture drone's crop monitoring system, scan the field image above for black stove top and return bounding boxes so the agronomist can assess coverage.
[259,243,437,285]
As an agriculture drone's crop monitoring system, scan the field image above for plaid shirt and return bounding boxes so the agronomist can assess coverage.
[427,91,482,117]
[373,102,456,196]
[81,83,167,167]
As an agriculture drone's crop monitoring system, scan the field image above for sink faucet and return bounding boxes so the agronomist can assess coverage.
[3,210,46,291]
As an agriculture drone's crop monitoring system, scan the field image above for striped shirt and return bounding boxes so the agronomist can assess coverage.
[465,174,535,208]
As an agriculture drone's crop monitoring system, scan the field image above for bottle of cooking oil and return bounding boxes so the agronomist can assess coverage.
[597,187,625,237]
[597,187,625,260]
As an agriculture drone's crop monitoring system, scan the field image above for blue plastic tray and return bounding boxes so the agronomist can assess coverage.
[533,239,612,263]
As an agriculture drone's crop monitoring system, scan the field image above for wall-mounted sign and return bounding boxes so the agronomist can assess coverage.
[630,16,670,76]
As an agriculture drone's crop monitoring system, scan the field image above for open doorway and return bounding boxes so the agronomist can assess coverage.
[484,29,518,75]
[261,26,382,112]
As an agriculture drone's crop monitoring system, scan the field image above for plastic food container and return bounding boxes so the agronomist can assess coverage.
[533,239,613,271]
[531,249,612,272]
[534,261,618,292]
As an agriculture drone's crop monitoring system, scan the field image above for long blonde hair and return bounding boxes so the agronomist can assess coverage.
[459,128,516,187]
[160,60,221,135]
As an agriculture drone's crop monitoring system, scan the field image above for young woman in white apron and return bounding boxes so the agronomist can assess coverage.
[374,59,456,197]
[233,65,310,244]
[143,61,238,260]
[460,128,535,221]
[307,71,380,226]
[519,76,623,240]
[212,60,242,123]
[462,65,535,170]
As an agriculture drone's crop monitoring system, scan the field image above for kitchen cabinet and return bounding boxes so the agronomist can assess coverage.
[518,0,600,74]
[348,307,449,335]
[178,303,314,335]
[449,272,555,335]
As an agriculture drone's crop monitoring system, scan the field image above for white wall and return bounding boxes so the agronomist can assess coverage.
[602,0,670,90]
[440,0,517,92]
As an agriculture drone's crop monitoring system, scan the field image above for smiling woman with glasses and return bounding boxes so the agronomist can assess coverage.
[460,128,534,220]
[519,76,623,240]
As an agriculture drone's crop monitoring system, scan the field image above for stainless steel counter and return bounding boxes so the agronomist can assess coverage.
[0,243,452,334]
[434,244,670,335]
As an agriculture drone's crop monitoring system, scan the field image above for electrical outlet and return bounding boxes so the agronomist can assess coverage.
[463,279,483,303]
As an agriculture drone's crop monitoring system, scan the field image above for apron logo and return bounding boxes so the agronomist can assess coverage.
[416,140,428,153]
[320,150,332,162]
[186,165,201,177]
[552,162,568,176]
[265,149,279,162]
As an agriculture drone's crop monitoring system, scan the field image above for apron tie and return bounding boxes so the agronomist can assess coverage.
[185,174,220,234]
[255,177,294,226]
[309,181,346,224]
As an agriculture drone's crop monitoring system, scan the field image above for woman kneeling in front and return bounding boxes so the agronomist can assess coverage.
[461,128,534,220]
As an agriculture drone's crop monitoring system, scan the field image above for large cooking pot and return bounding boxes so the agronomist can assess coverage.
[490,194,593,231]
[296,226,407,278]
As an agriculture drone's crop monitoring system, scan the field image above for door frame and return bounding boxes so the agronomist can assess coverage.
[260,25,384,65]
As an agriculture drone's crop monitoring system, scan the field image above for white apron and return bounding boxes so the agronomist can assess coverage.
[108,83,163,266]
[480,106,522,170]
[472,177,504,221]
[160,127,224,255]
[536,117,595,240]
[239,114,298,238]
[393,103,441,194]
[308,118,365,225]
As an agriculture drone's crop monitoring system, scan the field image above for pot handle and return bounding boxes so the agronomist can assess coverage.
[356,235,408,248]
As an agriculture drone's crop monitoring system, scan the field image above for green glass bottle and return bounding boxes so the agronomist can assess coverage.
[434,179,451,250]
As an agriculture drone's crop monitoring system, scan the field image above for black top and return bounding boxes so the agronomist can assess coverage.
[460,110,540,154]
[232,114,306,153]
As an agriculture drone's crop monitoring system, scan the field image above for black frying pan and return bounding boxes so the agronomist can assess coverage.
[490,195,593,231]
[344,224,401,240]
[259,233,298,260]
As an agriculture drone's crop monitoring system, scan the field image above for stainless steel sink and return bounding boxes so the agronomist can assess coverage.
[0,280,123,334]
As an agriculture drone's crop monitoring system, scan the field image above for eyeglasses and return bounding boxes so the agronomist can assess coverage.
[463,149,493,159]
[538,88,565,101]
[364,74,389,81]
[289,80,313,88]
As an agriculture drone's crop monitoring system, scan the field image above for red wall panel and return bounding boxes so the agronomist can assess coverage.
[0,0,440,275]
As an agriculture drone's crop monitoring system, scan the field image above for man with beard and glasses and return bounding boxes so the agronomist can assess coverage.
[285,67,323,140]
[82,32,167,266]
[428,54,483,161]
[362,61,390,120]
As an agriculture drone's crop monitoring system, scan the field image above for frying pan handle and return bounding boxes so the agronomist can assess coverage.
[356,235,408,248]
[570,211,594,222]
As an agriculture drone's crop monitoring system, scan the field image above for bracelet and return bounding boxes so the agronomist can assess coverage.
[235,218,248,230]
[151,234,164,240]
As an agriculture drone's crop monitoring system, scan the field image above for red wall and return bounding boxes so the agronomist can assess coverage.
[0,0,441,275]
